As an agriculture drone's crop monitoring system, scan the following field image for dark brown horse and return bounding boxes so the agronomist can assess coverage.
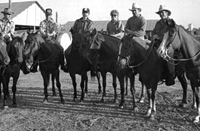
[118,35,187,120]
[23,32,64,104]
[65,29,101,101]
[0,36,24,108]
[89,29,139,103]
[0,38,10,108]
[157,21,200,123]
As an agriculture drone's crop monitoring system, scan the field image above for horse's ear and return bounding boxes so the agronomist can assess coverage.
[21,32,26,41]
[91,28,97,36]
[97,33,105,42]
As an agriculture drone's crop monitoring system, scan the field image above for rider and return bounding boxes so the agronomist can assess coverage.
[125,3,147,40]
[0,8,15,44]
[152,5,175,86]
[106,9,124,39]
[30,8,68,73]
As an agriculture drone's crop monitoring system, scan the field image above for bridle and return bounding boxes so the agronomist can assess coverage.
[118,38,155,68]
[161,27,200,62]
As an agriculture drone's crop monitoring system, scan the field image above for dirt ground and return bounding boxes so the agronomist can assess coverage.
[0,71,200,131]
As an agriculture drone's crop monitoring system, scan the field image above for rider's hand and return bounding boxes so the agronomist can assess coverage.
[152,34,159,41]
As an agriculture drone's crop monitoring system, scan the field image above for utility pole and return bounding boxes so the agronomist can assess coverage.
[8,0,11,9]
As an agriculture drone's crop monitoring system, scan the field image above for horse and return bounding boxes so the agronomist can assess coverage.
[117,35,188,120]
[23,32,65,104]
[0,38,10,104]
[0,36,25,108]
[157,20,200,123]
[65,29,101,101]
[89,29,142,103]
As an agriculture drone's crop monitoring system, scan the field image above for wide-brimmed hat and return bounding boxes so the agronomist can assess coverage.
[45,8,52,16]
[156,5,171,16]
[1,8,13,15]
[129,3,142,12]
[82,8,90,13]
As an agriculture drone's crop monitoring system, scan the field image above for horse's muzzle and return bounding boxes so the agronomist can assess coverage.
[118,58,127,69]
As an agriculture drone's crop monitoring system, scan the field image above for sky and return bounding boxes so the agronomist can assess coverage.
[1,0,200,28]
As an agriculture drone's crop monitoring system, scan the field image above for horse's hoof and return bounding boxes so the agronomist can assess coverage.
[3,106,9,109]
[73,98,78,102]
[43,100,49,104]
[178,103,187,108]
[98,90,101,94]
[193,116,200,123]
[52,93,57,96]
[138,99,145,103]
[101,98,104,102]
[119,104,124,109]
[12,103,17,108]
[133,107,139,112]
[192,104,197,109]
[61,99,65,104]
[150,115,156,121]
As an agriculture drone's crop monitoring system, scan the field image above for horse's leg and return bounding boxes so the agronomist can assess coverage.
[41,70,50,104]
[146,81,157,121]
[177,73,188,107]
[12,71,20,107]
[112,73,117,103]
[129,73,138,112]
[101,72,107,102]
[51,74,56,96]
[125,76,128,95]
[84,74,88,95]
[70,73,77,101]
[0,82,1,99]
[80,73,86,101]
[190,81,197,109]
[118,73,125,108]
[193,85,200,123]
[2,75,8,109]
[96,72,102,94]
[55,70,64,104]
[138,79,146,103]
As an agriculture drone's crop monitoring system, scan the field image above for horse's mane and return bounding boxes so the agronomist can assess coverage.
[99,32,120,41]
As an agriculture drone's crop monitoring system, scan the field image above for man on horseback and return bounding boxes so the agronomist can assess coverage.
[152,5,175,86]
[30,8,68,73]
[125,3,147,39]
[0,8,15,44]
[106,9,124,39]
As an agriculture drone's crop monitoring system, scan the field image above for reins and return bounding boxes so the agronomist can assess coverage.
[164,27,200,62]
[121,40,155,69]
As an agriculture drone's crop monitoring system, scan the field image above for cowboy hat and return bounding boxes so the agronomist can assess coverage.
[1,8,13,15]
[129,3,142,12]
[156,5,171,16]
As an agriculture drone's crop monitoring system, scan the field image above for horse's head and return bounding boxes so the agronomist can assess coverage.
[117,35,133,68]
[24,31,42,64]
[71,31,86,51]
[0,39,10,66]
[90,29,105,50]
[9,36,25,63]
[157,19,180,60]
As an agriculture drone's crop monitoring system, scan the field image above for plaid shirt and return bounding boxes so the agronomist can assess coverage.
[39,18,57,38]
[0,18,15,40]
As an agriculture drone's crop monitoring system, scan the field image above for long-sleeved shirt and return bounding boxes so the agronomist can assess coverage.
[106,20,124,39]
[0,17,15,41]
[72,17,93,38]
[152,18,171,40]
[39,18,57,38]
[125,14,146,38]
